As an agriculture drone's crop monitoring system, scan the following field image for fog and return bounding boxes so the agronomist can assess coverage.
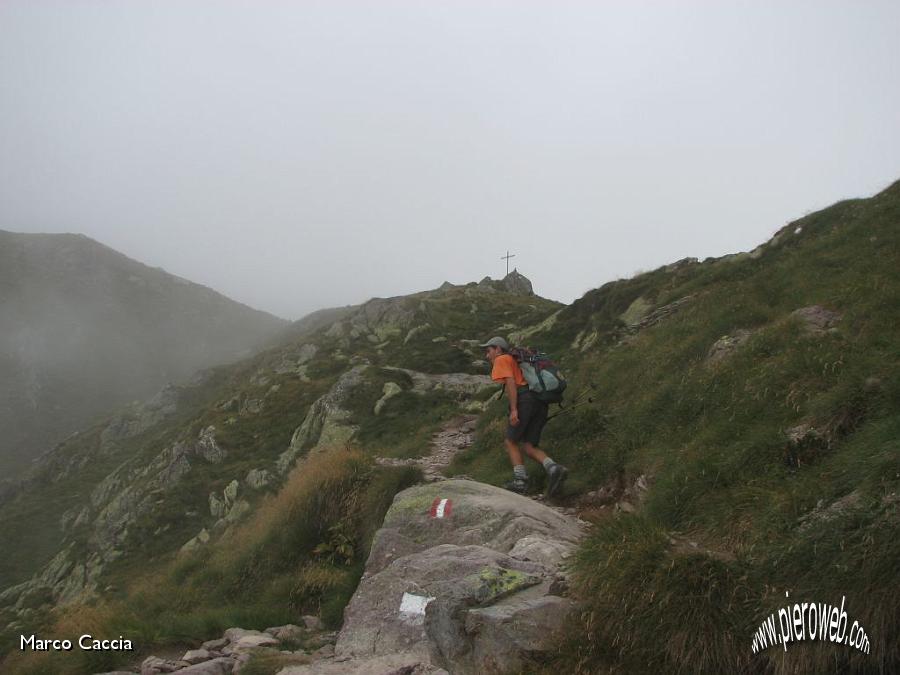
[2,1,899,320]
[0,228,288,475]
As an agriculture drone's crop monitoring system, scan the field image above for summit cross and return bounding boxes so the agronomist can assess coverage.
[500,250,516,276]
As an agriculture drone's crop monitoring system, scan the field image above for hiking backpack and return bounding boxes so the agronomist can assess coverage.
[508,346,567,404]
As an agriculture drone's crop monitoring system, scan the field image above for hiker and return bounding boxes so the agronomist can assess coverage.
[480,336,568,496]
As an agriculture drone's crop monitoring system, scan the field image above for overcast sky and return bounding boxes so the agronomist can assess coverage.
[2,1,899,320]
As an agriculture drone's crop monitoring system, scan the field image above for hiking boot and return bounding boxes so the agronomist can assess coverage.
[546,464,568,497]
[504,478,528,494]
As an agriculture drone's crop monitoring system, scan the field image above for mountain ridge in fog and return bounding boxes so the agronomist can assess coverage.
[0,229,288,477]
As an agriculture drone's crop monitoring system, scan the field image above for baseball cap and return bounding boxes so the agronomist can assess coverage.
[478,336,509,350]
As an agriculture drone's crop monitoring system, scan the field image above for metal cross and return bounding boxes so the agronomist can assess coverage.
[500,250,516,276]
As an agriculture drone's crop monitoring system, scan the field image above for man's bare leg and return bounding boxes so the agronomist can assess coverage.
[522,442,549,464]
[504,438,524,466]
[503,438,529,492]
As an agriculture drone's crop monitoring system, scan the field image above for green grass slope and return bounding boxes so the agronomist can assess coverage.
[450,180,900,673]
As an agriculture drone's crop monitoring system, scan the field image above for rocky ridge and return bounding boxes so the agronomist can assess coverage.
[1,360,496,618]
[1,271,567,671]
[127,479,584,675]
[0,423,233,609]
[1,274,549,624]
[127,407,585,675]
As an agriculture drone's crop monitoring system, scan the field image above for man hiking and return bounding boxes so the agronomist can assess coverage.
[480,336,568,496]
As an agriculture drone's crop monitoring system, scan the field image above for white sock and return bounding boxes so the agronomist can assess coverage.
[542,458,557,472]
[513,465,527,481]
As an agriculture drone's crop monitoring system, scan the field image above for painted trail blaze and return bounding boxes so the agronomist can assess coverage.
[430,497,452,519]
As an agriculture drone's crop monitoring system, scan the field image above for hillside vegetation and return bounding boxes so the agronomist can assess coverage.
[450,179,900,673]
[2,181,899,674]
[0,274,560,673]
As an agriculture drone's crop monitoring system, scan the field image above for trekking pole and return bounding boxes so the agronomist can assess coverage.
[546,383,598,421]
[570,386,594,405]
[547,398,593,421]
[566,382,597,407]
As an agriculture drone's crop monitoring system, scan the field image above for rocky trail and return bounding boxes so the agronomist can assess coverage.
[374,414,478,482]
[375,415,584,520]
[129,414,588,675]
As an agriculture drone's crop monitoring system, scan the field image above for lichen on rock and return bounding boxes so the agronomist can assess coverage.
[374,381,403,415]
[334,479,584,674]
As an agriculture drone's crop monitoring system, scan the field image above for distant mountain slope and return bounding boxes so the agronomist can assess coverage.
[0,272,559,645]
[0,230,288,477]
[286,304,357,337]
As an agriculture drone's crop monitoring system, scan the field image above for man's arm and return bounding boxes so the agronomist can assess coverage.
[505,376,519,426]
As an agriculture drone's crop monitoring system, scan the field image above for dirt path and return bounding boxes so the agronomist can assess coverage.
[377,420,731,564]
[375,414,588,524]
[374,414,478,480]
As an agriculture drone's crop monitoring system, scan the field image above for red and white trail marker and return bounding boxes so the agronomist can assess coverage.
[429,497,452,519]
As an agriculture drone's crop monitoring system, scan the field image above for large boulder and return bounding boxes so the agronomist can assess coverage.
[498,269,534,295]
[791,305,842,335]
[246,468,273,490]
[381,368,491,398]
[278,366,367,473]
[196,426,226,463]
[330,479,584,674]
[472,270,534,296]
[373,382,403,415]
[706,329,754,365]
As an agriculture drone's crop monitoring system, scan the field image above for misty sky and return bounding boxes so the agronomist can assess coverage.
[2,1,899,320]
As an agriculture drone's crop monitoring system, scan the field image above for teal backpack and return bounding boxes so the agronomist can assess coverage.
[509,347,567,404]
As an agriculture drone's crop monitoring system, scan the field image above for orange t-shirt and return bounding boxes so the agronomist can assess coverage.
[490,354,527,387]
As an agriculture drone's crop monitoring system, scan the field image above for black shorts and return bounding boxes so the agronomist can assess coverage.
[506,390,549,446]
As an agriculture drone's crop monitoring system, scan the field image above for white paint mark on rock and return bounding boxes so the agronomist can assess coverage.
[399,592,435,625]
